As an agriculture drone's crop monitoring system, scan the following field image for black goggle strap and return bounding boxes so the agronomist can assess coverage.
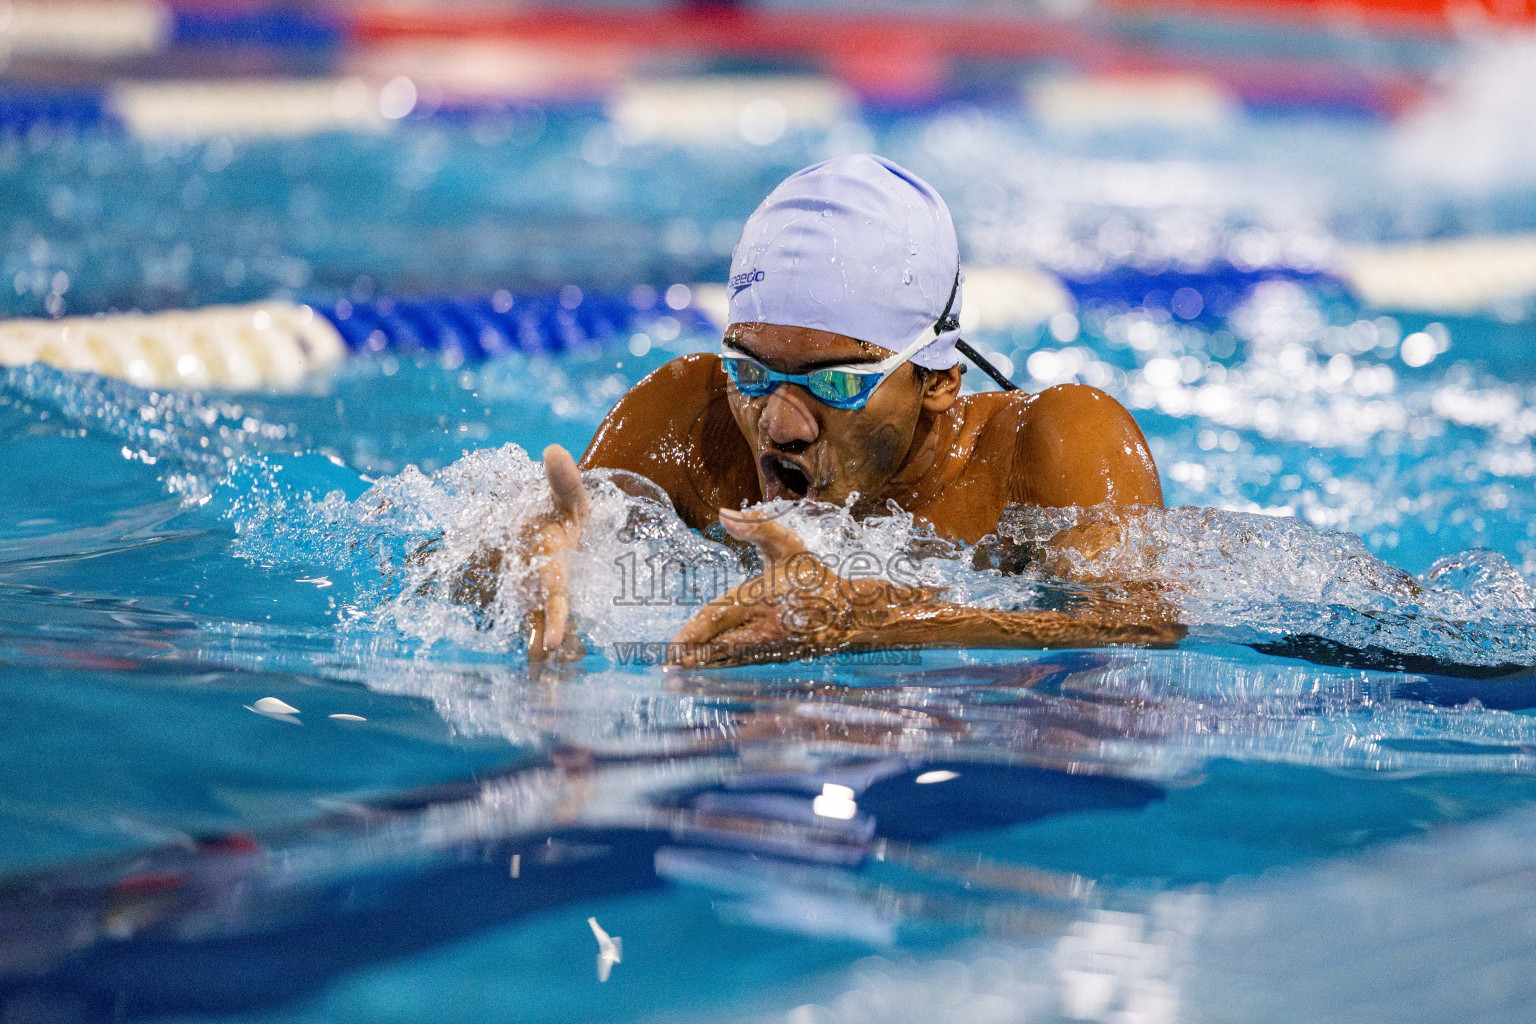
[937,266,1018,392]
[935,266,962,336]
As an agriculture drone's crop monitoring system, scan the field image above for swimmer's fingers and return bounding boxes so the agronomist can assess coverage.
[719,510,809,569]
[544,445,590,526]
[669,590,755,648]
[527,610,550,663]
[536,551,572,653]
[531,446,587,655]
[527,608,586,663]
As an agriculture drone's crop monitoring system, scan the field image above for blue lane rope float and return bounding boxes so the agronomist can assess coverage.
[169,4,342,51]
[0,289,720,390]
[6,247,1536,391]
[1057,262,1339,325]
[313,291,717,359]
[0,87,121,135]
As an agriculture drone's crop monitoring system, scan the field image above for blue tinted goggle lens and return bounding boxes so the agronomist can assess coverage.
[806,369,881,409]
[723,356,774,395]
[723,356,883,410]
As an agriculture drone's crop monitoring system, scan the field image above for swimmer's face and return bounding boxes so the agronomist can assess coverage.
[722,323,961,512]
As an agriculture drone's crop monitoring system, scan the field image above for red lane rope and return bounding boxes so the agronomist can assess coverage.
[349,6,1092,58]
[1108,0,1536,33]
[347,3,1427,111]
[348,0,1532,58]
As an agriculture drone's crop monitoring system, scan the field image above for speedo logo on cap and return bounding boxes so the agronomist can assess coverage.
[730,269,764,297]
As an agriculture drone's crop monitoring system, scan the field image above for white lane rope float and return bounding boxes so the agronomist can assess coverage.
[0,301,346,390]
[4,236,1536,392]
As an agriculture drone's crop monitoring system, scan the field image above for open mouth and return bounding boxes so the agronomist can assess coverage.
[760,452,815,501]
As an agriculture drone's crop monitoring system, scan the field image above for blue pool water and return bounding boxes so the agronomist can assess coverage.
[7,51,1536,1023]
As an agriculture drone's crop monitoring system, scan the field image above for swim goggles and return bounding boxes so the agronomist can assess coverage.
[721,272,961,411]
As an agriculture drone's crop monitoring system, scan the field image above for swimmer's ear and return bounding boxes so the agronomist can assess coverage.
[918,365,963,413]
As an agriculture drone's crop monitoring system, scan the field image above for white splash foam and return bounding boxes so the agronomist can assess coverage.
[998,504,1536,665]
[223,434,1536,671]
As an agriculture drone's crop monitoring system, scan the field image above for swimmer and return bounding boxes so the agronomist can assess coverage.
[514,155,1176,666]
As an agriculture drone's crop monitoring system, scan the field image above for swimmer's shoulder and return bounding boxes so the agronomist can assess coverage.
[586,353,726,450]
[967,384,1163,508]
[581,353,756,528]
[638,352,727,393]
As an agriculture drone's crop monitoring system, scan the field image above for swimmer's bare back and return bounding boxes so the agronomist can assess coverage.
[580,352,1164,544]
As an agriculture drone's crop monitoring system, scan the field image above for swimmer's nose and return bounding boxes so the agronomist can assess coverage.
[759,386,819,449]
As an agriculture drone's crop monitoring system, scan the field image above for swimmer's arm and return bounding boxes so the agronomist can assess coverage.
[442,355,752,658]
[1007,383,1163,511]
[907,382,1177,628]
[668,512,1179,669]
[580,352,758,531]
[671,605,1177,668]
[429,444,591,659]
[981,384,1165,579]
[435,440,682,660]
[849,601,1178,650]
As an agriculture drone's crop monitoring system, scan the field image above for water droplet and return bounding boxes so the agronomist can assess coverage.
[908,242,919,255]
[903,269,913,284]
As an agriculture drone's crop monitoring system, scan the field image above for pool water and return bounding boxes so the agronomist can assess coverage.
[7,44,1536,1024]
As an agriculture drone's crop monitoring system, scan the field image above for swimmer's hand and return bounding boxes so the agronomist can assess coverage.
[667,510,933,668]
[526,444,590,662]
[667,512,1183,670]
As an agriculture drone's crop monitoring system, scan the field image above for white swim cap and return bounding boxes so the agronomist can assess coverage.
[727,154,963,371]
